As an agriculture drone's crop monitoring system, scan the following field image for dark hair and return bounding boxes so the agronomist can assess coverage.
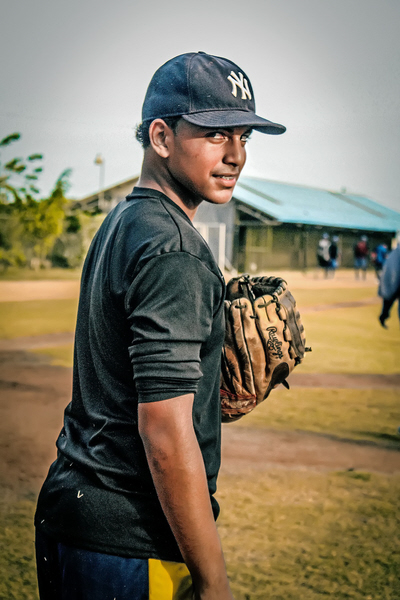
[135,116,182,149]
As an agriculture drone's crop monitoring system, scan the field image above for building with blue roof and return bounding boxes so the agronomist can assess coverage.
[76,175,400,272]
[194,176,400,272]
[235,177,400,233]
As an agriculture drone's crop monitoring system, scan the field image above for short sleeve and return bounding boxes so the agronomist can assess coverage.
[125,252,224,403]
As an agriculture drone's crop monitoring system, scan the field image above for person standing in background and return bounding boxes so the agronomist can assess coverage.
[328,235,340,278]
[317,232,330,278]
[371,242,388,280]
[354,235,369,280]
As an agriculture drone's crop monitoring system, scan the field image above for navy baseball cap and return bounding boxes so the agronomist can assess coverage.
[142,52,286,135]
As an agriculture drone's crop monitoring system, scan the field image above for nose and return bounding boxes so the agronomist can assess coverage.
[223,136,246,169]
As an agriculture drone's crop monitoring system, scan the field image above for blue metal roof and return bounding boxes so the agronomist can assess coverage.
[234,177,400,232]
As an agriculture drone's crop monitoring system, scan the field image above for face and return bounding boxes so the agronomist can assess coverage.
[164,120,251,206]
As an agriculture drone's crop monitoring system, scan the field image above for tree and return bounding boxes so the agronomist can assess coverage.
[0,133,43,204]
[19,170,71,266]
[0,133,71,269]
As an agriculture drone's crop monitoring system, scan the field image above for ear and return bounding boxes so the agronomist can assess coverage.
[149,119,174,158]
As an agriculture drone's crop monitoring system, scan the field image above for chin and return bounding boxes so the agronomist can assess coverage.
[203,190,234,205]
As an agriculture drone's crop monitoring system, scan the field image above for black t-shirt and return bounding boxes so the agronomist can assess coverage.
[35,188,226,561]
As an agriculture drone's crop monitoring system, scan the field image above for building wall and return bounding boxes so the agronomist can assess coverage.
[238,224,394,272]
[193,199,395,272]
[237,224,307,272]
[194,201,236,265]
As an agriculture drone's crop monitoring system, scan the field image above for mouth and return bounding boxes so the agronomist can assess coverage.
[213,174,237,184]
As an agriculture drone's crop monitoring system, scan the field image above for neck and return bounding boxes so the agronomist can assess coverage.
[137,153,201,221]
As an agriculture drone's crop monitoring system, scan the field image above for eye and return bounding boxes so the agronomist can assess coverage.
[206,131,227,140]
[241,132,252,143]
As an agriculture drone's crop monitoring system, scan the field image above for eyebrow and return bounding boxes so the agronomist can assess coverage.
[209,127,252,135]
[222,127,252,133]
[190,123,253,136]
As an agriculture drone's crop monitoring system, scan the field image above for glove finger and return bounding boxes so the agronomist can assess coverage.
[254,295,295,397]
[222,301,243,390]
[230,297,269,405]
[221,301,257,419]
[229,297,258,397]
[279,291,306,360]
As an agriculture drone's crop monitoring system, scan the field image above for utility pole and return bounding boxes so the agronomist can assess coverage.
[94,154,105,211]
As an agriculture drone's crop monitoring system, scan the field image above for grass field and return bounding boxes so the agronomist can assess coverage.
[0,277,399,598]
[235,387,400,448]
[0,268,82,281]
[1,471,399,600]
[26,286,399,377]
[218,470,400,600]
[301,304,400,374]
[0,299,78,339]
[33,344,74,367]
[292,286,378,307]
[0,495,37,600]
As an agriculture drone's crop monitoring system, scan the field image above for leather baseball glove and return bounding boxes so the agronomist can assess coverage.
[220,274,311,422]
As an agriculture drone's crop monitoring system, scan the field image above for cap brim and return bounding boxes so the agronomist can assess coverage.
[182,110,286,135]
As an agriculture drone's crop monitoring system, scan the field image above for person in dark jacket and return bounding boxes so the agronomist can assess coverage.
[378,244,400,328]
[371,242,389,280]
[328,235,340,278]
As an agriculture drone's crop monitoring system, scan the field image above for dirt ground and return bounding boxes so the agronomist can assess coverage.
[0,280,80,303]
[0,275,398,497]
[0,271,376,304]
[0,349,399,498]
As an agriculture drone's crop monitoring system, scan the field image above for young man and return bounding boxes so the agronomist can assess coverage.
[35,51,286,600]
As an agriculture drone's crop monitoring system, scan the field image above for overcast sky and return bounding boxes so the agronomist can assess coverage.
[1,0,399,211]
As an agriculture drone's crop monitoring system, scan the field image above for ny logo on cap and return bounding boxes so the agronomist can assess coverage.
[227,71,252,100]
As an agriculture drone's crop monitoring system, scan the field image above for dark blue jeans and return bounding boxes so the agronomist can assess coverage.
[35,529,148,600]
[35,529,193,600]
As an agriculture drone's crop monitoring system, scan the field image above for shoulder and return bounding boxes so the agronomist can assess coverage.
[108,190,222,290]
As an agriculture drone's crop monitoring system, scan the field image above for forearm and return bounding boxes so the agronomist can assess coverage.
[138,395,233,599]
